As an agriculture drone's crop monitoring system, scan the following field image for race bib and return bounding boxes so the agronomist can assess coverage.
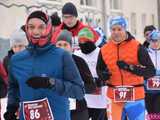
[23,98,54,120]
[147,76,160,90]
[114,86,135,102]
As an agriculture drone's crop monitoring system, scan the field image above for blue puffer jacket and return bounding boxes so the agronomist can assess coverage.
[7,44,85,120]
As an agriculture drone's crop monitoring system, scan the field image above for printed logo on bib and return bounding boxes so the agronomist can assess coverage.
[23,98,54,120]
[114,86,135,102]
[147,76,160,90]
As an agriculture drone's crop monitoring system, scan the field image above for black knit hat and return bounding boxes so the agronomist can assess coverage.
[51,12,61,26]
[144,25,156,34]
[62,2,78,17]
[27,11,48,24]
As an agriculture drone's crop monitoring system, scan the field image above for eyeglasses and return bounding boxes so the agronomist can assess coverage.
[62,15,74,19]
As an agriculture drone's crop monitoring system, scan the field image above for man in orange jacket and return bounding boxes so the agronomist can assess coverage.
[96,16,155,120]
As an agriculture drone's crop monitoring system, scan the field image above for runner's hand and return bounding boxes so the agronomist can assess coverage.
[4,111,19,120]
[26,76,55,89]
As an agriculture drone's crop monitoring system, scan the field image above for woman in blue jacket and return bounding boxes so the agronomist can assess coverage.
[4,11,84,120]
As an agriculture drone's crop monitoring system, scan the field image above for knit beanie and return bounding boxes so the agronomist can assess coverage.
[62,2,78,17]
[10,29,28,47]
[78,27,94,42]
[27,11,48,24]
[56,30,72,45]
[51,12,61,26]
[109,16,127,30]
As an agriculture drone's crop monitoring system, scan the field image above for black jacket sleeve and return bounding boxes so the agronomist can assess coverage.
[3,56,9,74]
[72,55,96,93]
[143,40,150,48]
[0,76,7,98]
[96,51,111,82]
[129,45,155,79]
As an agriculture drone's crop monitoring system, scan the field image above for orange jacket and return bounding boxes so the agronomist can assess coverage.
[101,39,145,100]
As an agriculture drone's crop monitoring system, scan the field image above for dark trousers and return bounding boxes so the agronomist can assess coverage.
[88,108,108,120]
[145,93,160,113]
[71,109,89,120]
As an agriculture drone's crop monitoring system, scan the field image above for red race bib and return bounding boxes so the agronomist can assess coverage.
[147,76,160,90]
[114,86,135,102]
[23,98,54,120]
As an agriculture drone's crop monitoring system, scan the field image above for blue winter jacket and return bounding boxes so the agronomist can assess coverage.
[7,44,85,120]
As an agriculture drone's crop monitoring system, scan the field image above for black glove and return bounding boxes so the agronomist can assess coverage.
[117,60,130,70]
[96,70,111,87]
[84,81,96,94]
[4,111,19,120]
[95,78,104,87]
[26,76,55,89]
[101,70,111,81]
[117,60,147,77]
[76,99,87,111]
[4,105,19,120]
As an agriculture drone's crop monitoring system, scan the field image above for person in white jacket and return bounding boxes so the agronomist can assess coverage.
[75,27,110,120]
[145,30,160,117]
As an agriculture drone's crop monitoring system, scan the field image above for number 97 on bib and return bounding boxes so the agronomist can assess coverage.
[147,76,160,90]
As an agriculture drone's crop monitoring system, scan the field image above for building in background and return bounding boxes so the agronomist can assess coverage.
[157,0,160,29]
[0,0,158,58]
